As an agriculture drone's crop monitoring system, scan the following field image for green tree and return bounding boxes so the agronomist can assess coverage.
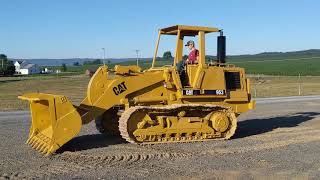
[163,51,173,60]
[73,62,80,66]
[0,54,15,76]
[83,59,102,65]
[61,63,67,72]
[93,59,102,64]
[0,54,7,60]
[0,54,7,69]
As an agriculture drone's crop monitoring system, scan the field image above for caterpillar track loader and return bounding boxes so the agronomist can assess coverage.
[19,25,256,156]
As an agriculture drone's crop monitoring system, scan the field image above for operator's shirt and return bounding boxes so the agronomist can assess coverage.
[188,49,199,64]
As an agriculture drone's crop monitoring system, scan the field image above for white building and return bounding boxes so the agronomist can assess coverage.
[41,67,53,74]
[14,61,26,74]
[14,61,40,75]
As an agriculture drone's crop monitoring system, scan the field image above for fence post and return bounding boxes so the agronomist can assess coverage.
[298,73,301,96]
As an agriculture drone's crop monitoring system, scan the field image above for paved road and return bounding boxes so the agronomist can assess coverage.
[1,96,320,179]
[255,95,320,104]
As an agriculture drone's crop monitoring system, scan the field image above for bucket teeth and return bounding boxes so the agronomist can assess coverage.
[30,139,37,147]
[40,146,47,154]
[26,132,36,144]
[28,137,34,145]
[45,151,52,157]
[35,143,42,151]
[32,141,39,149]
[26,133,54,155]
[26,138,31,145]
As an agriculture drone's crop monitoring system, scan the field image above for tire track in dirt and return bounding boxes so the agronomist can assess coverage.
[205,129,320,155]
[13,151,192,178]
[54,151,190,169]
[0,173,22,180]
[4,162,87,179]
[2,145,193,179]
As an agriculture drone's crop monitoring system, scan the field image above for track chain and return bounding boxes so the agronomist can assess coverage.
[119,104,237,144]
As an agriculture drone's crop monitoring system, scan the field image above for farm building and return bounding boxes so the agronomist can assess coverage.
[14,60,26,74]
[14,61,40,75]
[41,67,54,74]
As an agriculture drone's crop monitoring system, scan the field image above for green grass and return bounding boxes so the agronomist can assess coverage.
[67,64,101,73]
[114,52,320,76]
[231,57,320,76]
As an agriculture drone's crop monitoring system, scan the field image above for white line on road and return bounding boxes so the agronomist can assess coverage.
[255,95,320,104]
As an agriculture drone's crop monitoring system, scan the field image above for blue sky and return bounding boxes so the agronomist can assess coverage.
[1,0,319,59]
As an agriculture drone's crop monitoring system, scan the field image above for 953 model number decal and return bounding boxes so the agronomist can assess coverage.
[182,89,226,96]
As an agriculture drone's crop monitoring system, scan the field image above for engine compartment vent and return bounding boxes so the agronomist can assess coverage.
[225,72,241,90]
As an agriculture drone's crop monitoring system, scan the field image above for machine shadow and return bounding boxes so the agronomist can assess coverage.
[57,134,126,153]
[234,112,320,139]
[57,112,320,153]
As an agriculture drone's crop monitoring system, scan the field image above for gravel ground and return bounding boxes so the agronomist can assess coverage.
[1,98,320,179]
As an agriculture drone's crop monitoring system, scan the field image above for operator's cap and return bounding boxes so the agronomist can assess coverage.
[185,40,194,46]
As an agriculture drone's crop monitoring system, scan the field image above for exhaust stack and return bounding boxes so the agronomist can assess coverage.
[217,30,226,63]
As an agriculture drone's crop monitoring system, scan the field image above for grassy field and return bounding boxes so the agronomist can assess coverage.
[65,55,320,76]
[0,75,90,111]
[232,57,320,76]
[1,74,320,111]
[250,75,320,97]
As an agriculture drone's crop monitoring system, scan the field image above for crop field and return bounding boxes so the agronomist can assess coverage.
[232,57,320,76]
[148,56,320,76]
[1,74,320,111]
[64,50,320,75]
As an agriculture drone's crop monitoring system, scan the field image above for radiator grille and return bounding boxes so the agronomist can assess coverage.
[225,72,241,90]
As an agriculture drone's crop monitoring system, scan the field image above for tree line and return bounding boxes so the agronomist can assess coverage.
[0,54,15,76]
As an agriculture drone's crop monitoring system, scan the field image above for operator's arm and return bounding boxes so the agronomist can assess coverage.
[195,49,199,63]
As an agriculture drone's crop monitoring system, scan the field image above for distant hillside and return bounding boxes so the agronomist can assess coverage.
[118,49,320,76]
[10,58,132,66]
[255,49,320,56]
[11,49,320,68]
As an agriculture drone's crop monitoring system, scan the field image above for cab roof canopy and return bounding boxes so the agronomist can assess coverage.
[160,25,220,36]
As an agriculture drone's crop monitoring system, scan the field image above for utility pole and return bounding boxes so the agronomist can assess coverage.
[134,49,140,66]
[56,61,59,79]
[102,48,106,65]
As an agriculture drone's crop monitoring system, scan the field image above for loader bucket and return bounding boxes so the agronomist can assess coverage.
[18,93,82,156]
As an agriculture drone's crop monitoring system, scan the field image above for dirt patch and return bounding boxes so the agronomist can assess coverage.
[1,100,320,179]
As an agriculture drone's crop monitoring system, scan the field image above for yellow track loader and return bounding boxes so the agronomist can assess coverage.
[19,25,256,156]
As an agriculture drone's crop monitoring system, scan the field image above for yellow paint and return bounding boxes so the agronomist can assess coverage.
[19,25,255,155]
